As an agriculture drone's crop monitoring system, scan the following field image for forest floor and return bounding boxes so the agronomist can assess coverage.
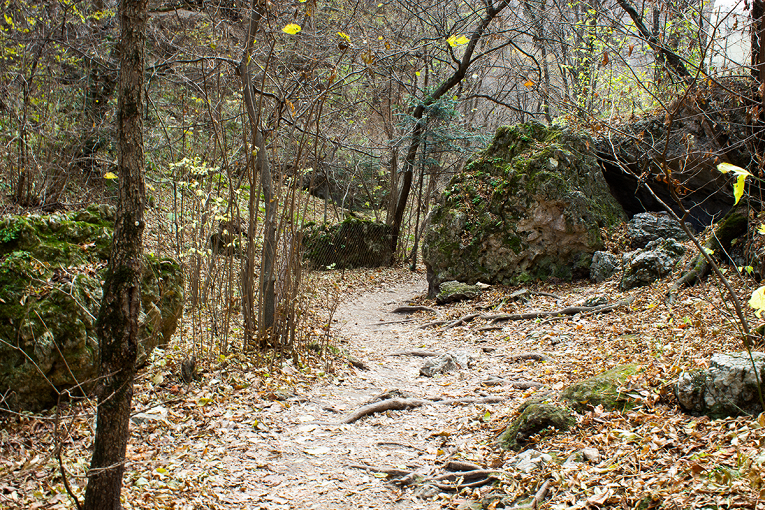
[2,260,765,509]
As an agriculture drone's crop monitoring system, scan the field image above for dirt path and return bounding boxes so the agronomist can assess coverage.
[232,273,505,509]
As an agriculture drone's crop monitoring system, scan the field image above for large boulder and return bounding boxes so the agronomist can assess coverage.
[595,79,754,228]
[627,212,689,248]
[562,364,641,412]
[620,238,686,290]
[302,218,393,269]
[0,206,184,411]
[423,122,625,296]
[674,352,765,418]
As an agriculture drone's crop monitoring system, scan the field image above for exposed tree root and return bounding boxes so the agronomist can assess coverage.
[444,313,481,329]
[372,318,417,326]
[391,305,437,314]
[417,320,447,329]
[349,462,500,490]
[504,380,544,389]
[386,349,441,357]
[503,352,551,363]
[486,298,633,323]
[418,299,633,329]
[341,395,506,424]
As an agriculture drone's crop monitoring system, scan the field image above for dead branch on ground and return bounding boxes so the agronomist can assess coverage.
[387,349,442,357]
[391,305,437,314]
[342,395,506,424]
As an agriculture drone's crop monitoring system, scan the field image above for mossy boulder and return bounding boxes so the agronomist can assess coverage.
[498,401,576,451]
[423,122,625,296]
[562,364,641,412]
[436,281,483,304]
[0,206,184,411]
[674,352,765,419]
[302,218,393,269]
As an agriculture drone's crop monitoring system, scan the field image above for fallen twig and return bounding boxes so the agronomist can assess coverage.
[487,298,633,323]
[391,305,437,314]
[387,349,442,357]
[342,396,506,424]
[533,480,552,508]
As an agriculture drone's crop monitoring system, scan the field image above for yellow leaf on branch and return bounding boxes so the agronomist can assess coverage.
[282,23,301,35]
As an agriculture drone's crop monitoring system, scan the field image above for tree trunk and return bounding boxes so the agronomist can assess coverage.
[239,0,276,347]
[83,0,147,507]
[616,0,691,80]
[389,0,511,256]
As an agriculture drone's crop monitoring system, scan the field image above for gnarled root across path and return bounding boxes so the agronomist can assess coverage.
[232,273,536,509]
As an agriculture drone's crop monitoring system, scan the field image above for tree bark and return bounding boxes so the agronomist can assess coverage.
[389,0,511,256]
[616,0,691,80]
[83,0,147,507]
[239,0,276,347]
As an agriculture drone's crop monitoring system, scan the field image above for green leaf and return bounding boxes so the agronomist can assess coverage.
[749,286,765,318]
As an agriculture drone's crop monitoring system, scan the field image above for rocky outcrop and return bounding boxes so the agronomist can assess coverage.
[498,400,576,451]
[596,79,754,228]
[562,364,641,412]
[590,251,620,283]
[674,352,765,418]
[302,218,393,269]
[0,206,184,411]
[620,238,685,290]
[423,123,625,296]
[627,212,688,248]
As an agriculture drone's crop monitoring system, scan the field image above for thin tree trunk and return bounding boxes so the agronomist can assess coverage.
[240,0,276,347]
[83,0,147,507]
[389,0,511,256]
[616,0,691,79]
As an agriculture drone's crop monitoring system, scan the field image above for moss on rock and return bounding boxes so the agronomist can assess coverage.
[562,364,641,412]
[498,402,576,451]
[0,206,183,411]
[423,122,625,296]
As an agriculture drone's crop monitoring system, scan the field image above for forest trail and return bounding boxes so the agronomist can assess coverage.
[238,273,446,509]
[229,271,509,509]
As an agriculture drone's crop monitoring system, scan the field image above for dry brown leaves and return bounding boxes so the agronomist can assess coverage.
[2,244,765,509]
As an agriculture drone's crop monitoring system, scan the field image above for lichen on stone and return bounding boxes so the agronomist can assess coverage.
[423,122,625,296]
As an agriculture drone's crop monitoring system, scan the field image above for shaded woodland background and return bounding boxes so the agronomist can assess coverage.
[0,0,759,358]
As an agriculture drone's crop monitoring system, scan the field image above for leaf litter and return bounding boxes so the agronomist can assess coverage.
[1,259,765,509]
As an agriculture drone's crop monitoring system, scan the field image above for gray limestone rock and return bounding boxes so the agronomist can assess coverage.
[620,238,686,290]
[674,352,765,418]
[627,212,689,248]
[423,122,625,297]
[590,251,620,283]
[419,351,470,377]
